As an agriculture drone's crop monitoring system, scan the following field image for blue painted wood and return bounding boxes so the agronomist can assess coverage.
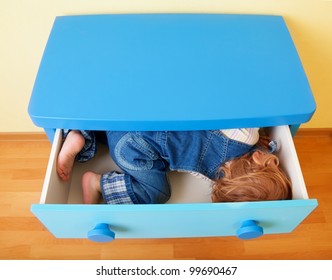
[289,124,301,137]
[28,14,316,131]
[87,223,115,242]
[31,199,317,239]
[44,128,56,143]
[28,14,318,240]
[236,220,264,239]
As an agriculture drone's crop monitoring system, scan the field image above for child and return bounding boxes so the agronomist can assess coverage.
[57,129,292,204]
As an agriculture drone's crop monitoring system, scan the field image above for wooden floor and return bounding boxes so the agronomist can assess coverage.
[0,130,331,260]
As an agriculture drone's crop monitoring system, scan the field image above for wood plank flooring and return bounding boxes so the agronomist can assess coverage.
[0,130,331,260]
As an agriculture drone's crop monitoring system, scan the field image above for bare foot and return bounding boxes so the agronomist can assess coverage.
[82,171,102,204]
[57,130,85,181]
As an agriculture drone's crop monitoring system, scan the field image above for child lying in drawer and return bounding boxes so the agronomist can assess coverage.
[57,129,292,204]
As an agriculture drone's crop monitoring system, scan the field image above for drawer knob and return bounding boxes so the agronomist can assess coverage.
[236,220,264,240]
[87,223,115,242]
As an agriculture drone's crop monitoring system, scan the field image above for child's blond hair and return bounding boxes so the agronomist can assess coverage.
[212,130,292,202]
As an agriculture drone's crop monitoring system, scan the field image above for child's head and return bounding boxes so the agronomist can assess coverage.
[212,145,292,203]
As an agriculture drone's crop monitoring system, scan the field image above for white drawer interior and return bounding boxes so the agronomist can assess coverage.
[40,126,309,204]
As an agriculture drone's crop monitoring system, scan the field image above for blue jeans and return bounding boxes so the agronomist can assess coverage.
[106,131,171,204]
[105,131,253,205]
[63,130,254,205]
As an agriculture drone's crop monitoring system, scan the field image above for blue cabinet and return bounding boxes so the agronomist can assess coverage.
[28,14,317,241]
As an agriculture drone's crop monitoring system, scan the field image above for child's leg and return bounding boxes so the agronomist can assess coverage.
[82,171,102,204]
[82,131,171,205]
[85,170,170,205]
[106,131,171,204]
[57,130,85,181]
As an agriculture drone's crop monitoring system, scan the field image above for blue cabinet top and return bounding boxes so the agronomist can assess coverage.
[28,14,316,131]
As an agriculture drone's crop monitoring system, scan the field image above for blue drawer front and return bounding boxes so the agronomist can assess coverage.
[31,199,317,239]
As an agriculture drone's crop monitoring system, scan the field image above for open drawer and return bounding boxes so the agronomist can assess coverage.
[31,126,317,241]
